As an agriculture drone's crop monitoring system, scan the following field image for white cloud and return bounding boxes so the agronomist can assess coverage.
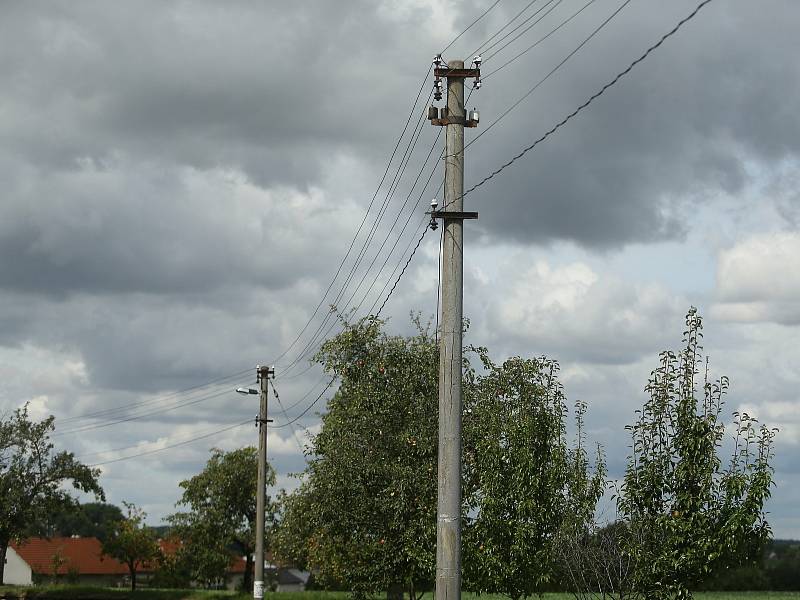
[485,257,685,364]
[713,231,800,324]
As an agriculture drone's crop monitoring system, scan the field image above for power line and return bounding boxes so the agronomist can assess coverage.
[57,370,251,425]
[441,0,503,55]
[461,0,716,202]
[53,385,243,436]
[281,143,444,379]
[269,379,304,454]
[273,1,512,373]
[86,420,250,467]
[279,94,436,374]
[461,0,634,155]
[465,0,542,60]
[375,222,432,318]
[271,69,433,369]
[481,0,565,60]
[482,0,599,79]
[74,418,253,460]
[279,88,459,377]
[269,377,336,430]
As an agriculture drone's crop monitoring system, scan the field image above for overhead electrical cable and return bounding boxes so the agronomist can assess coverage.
[270,69,433,368]
[281,129,446,379]
[269,377,337,430]
[86,420,250,467]
[53,385,244,436]
[480,0,565,60]
[74,418,255,460]
[278,98,435,375]
[465,0,542,60]
[273,0,511,373]
[269,379,305,454]
[482,0,599,78]
[457,0,634,157]
[460,0,716,202]
[57,370,251,425]
[440,0,503,55]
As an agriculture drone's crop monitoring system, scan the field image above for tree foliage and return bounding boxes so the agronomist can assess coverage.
[43,502,125,543]
[102,502,160,591]
[463,352,605,600]
[278,316,439,599]
[0,405,104,584]
[616,308,776,600]
[169,446,277,590]
[274,315,603,600]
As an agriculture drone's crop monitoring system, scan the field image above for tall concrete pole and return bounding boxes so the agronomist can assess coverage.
[437,59,466,600]
[254,365,273,600]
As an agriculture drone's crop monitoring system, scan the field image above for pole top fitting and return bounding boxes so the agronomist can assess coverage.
[257,365,275,379]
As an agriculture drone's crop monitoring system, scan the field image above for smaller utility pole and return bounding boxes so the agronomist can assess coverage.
[254,364,274,600]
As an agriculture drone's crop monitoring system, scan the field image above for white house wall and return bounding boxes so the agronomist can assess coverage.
[4,547,33,585]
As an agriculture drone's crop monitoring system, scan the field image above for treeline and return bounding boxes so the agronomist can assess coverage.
[700,539,800,591]
[2,308,786,599]
[271,309,779,600]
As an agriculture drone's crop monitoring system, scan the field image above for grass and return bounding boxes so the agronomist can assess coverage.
[1,588,798,600]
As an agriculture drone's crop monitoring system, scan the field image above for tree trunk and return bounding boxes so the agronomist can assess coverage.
[387,582,403,600]
[0,540,8,585]
[129,563,137,591]
[244,554,254,593]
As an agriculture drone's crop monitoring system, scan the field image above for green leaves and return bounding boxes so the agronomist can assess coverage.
[102,502,160,591]
[617,308,777,600]
[0,404,104,585]
[168,447,276,589]
[463,357,605,600]
[275,316,604,600]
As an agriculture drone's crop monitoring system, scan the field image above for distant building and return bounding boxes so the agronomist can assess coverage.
[273,567,311,592]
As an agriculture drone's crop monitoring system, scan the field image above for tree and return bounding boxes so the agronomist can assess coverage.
[462,352,605,599]
[0,404,104,584]
[169,446,277,591]
[274,315,440,599]
[102,502,160,591]
[274,315,604,600]
[44,502,125,542]
[617,308,776,600]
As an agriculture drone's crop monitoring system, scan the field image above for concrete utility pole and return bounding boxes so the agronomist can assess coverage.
[429,57,480,600]
[254,364,274,600]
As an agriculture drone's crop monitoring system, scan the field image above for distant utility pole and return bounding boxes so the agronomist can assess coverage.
[428,55,481,600]
[255,364,274,600]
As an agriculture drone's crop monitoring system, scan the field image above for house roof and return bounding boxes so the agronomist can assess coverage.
[11,537,128,576]
[276,568,310,585]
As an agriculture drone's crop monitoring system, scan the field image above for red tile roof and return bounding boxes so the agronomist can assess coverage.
[11,537,128,576]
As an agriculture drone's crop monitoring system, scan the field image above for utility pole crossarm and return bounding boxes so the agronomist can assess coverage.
[434,67,480,78]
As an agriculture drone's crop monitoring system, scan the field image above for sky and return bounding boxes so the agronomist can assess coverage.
[1,0,798,538]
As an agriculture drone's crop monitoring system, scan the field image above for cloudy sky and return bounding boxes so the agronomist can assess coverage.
[1,0,798,538]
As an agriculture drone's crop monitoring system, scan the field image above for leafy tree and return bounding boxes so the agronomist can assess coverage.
[44,502,125,542]
[274,315,604,600]
[290,315,440,599]
[617,308,776,600]
[462,352,605,599]
[102,502,160,590]
[0,404,104,584]
[169,446,277,591]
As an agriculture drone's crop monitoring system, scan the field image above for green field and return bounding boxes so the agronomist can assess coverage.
[1,588,799,600]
